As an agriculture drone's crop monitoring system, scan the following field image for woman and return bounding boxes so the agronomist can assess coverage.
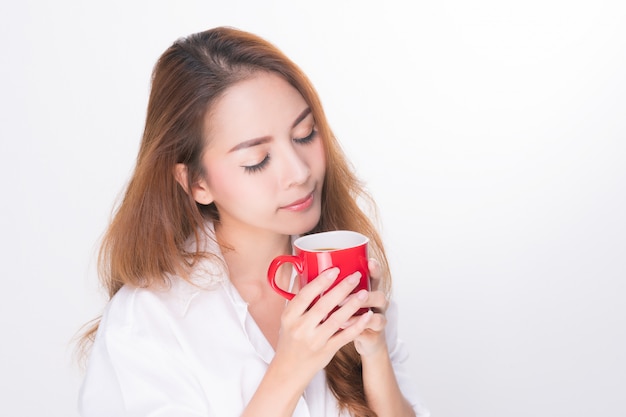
[78,26,428,417]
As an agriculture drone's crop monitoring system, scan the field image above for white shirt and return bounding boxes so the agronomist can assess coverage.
[79,226,429,417]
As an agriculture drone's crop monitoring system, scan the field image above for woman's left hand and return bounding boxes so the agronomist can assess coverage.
[344,258,390,357]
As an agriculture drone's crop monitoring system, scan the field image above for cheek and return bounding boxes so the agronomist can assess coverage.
[207,164,268,206]
[205,164,242,201]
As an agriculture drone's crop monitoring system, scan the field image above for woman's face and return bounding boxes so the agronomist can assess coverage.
[194,71,326,237]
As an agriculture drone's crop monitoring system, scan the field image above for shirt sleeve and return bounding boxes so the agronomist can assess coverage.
[78,292,214,417]
[385,299,431,417]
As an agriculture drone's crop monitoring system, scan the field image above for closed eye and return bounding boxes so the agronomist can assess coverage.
[243,154,270,174]
[242,128,316,174]
[294,128,317,145]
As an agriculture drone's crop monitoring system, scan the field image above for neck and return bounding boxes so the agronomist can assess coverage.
[215,222,292,286]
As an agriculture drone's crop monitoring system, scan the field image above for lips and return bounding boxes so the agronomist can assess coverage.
[281,191,314,212]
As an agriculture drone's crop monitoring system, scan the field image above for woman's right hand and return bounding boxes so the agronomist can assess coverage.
[273,267,374,379]
[242,269,373,417]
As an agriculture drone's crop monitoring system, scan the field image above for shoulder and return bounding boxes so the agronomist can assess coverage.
[101,271,223,335]
[80,283,218,416]
[98,285,175,337]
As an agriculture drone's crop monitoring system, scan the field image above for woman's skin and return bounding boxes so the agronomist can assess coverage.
[176,71,416,417]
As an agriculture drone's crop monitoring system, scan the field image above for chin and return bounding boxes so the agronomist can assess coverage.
[284,208,321,236]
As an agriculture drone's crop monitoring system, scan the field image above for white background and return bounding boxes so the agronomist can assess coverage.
[1,1,625,416]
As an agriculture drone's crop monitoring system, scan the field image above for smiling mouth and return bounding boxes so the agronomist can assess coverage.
[281,191,315,211]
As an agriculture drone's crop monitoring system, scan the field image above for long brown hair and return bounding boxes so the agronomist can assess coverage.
[80,26,391,417]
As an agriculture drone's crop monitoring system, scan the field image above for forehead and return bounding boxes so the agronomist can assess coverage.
[203,72,309,148]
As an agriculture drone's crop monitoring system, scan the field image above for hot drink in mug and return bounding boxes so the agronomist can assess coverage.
[267,230,370,315]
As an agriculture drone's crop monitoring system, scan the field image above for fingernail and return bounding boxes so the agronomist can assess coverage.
[361,310,373,323]
[347,272,361,284]
[356,289,368,300]
[326,267,340,280]
[340,317,356,329]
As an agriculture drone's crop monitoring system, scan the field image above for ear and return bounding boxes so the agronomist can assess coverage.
[174,163,214,205]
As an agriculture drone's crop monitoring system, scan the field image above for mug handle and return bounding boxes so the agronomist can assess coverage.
[267,255,302,300]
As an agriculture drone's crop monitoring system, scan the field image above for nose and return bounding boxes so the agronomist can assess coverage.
[278,142,311,188]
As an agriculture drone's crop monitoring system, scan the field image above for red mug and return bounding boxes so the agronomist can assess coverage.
[267,230,370,315]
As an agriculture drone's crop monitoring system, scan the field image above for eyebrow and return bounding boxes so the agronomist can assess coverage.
[228,107,312,153]
[291,107,312,128]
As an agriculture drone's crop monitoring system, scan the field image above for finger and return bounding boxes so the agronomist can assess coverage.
[360,312,387,332]
[317,288,370,339]
[368,258,382,291]
[305,271,363,325]
[366,290,389,314]
[285,267,340,317]
[326,310,374,351]
[339,314,386,334]
[337,289,387,316]
[338,315,359,329]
